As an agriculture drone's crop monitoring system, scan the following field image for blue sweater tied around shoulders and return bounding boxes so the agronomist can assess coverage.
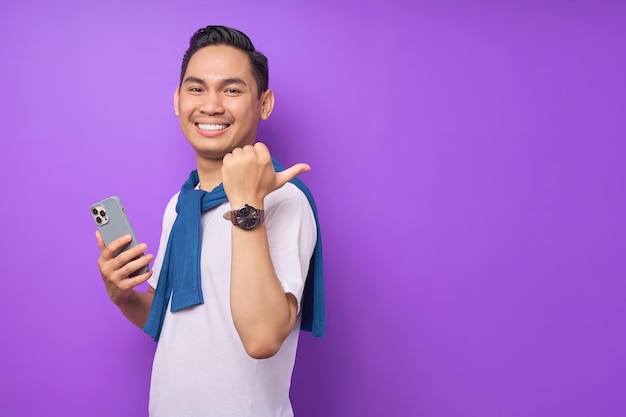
[143,159,325,342]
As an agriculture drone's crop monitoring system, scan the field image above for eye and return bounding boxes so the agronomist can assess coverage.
[187,86,203,94]
[225,88,242,95]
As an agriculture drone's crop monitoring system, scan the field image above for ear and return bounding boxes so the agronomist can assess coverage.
[260,89,275,120]
[173,87,180,116]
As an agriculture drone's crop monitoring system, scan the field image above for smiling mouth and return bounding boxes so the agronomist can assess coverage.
[196,123,229,131]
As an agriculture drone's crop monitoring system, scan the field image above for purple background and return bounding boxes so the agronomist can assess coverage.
[1,1,625,416]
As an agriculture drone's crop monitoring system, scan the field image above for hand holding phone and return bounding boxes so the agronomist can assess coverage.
[91,196,150,278]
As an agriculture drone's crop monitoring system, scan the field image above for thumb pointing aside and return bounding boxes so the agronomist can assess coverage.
[276,163,311,188]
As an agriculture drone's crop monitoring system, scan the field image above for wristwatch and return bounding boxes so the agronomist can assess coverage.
[223,204,265,230]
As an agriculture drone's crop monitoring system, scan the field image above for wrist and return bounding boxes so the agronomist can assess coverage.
[229,197,264,210]
[113,288,137,306]
[224,204,265,230]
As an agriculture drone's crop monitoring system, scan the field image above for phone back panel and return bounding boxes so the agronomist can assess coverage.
[90,197,148,277]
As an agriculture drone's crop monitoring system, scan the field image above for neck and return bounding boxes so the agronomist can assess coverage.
[195,155,223,192]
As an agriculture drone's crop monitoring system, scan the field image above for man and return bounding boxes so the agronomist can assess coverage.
[96,25,324,417]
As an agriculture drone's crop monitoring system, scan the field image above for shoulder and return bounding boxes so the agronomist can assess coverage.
[266,182,310,206]
[265,182,314,217]
[265,182,316,235]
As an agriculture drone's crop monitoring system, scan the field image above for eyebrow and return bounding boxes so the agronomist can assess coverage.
[182,76,248,88]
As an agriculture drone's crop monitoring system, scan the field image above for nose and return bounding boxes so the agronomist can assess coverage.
[199,91,225,115]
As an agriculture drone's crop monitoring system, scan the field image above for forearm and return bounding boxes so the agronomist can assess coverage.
[230,224,296,358]
[221,142,310,357]
[116,288,155,329]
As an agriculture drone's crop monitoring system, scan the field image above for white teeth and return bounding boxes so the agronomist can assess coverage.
[197,123,228,131]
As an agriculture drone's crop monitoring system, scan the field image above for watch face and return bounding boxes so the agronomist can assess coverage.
[235,205,261,230]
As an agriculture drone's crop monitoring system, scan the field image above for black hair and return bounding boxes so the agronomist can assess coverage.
[179,25,269,97]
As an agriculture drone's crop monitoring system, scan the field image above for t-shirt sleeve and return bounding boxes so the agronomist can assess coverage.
[264,183,317,312]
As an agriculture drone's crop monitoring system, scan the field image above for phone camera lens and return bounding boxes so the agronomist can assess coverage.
[99,210,106,217]
[92,208,98,215]
[96,217,102,224]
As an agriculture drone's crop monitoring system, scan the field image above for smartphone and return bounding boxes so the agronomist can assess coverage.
[90,196,149,277]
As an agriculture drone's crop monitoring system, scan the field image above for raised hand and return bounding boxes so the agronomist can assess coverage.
[221,142,310,208]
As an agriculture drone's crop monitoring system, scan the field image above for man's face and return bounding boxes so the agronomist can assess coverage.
[174,45,273,161]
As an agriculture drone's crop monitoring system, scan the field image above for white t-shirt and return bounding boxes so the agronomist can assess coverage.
[147,182,317,417]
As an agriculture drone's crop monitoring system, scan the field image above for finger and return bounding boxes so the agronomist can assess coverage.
[95,230,105,252]
[242,144,255,152]
[276,163,311,187]
[102,234,133,260]
[119,253,153,277]
[114,243,149,268]
[253,142,273,163]
[117,269,154,292]
[254,142,269,153]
